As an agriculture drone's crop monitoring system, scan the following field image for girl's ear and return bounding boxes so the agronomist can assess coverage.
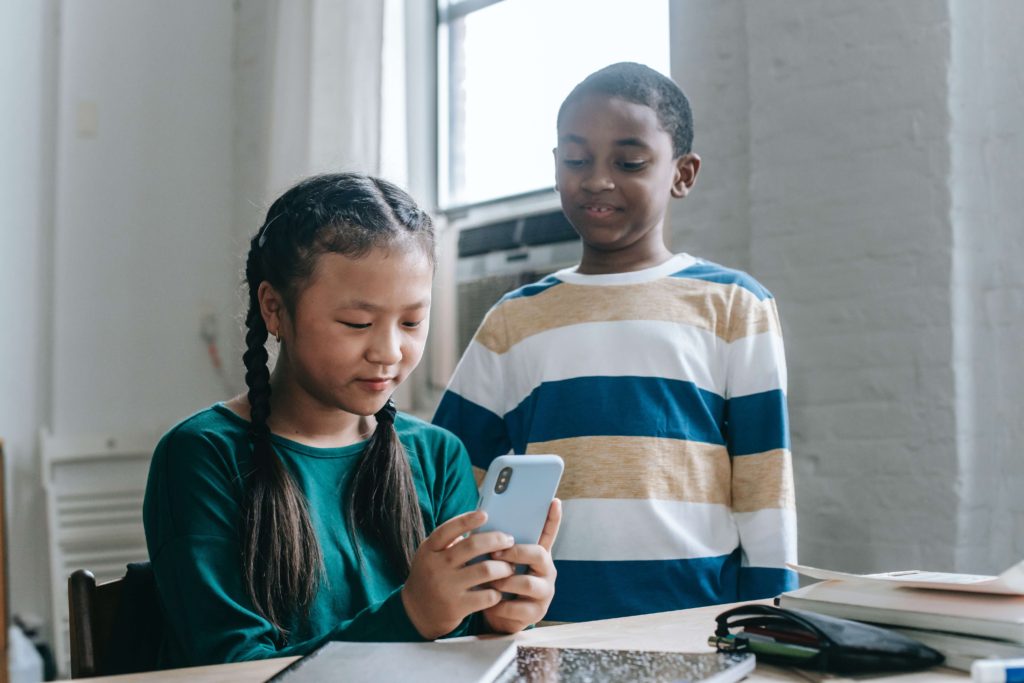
[671,153,701,198]
[257,281,286,338]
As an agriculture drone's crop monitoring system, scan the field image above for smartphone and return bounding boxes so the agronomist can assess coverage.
[471,454,563,570]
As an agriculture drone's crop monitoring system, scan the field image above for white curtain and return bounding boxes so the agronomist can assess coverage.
[264,0,403,198]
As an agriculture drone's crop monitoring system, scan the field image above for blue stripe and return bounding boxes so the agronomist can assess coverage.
[500,275,563,301]
[673,261,773,301]
[738,566,798,601]
[432,392,511,470]
[505,376,726,452]
[547,551,742,621]
[725,389,790,455]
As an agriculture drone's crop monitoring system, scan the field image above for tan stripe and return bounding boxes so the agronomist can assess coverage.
[526,436,731,504]
[732,449,795,512]
[474,279,780,354]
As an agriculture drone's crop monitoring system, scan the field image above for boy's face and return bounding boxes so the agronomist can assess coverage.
[554,94,698,264]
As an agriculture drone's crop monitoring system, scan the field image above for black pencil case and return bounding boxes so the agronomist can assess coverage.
[713,603,945,674]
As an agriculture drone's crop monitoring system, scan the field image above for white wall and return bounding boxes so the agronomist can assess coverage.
[0,0,59,627]
[51,0,240,437]
[0,0,242,641]
[667,0,751,269]
[672,0,1023,574]
[950,0,1024,573]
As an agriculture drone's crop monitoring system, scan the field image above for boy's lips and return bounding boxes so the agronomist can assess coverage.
[580,203,621,218]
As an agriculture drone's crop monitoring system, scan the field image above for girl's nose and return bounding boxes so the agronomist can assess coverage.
[366,327,402,366]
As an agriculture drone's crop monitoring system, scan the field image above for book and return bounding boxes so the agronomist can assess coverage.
[886,626,1024,673]
[788,560,1024,596]
[778,579,1024,643]
[514,646,755,683]
[269,641,755,683]
[267,639,517,683]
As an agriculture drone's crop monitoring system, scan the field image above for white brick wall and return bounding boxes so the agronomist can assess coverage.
[950,0,1024,573]
[672,1,1021,574]
[669,0,751,271]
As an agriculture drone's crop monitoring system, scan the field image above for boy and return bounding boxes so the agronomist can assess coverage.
[434,62,797,621]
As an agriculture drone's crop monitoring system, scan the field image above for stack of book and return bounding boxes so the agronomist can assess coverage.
[777,560,1024,671]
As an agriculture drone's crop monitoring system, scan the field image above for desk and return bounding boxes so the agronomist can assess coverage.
[86,602,966,682]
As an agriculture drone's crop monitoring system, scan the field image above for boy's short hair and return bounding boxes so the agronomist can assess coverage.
[557,62,694,157]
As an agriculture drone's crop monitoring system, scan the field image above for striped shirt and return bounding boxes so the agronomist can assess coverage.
[433,253,797,621]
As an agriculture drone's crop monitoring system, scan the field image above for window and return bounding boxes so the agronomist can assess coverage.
[437,0,670,209]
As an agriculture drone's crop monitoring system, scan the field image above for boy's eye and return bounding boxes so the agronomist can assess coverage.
[619,160,647,171]
[562,159,587,168]
[340,322,371,329]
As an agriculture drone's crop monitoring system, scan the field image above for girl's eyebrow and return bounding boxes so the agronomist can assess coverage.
[337,299,431,312]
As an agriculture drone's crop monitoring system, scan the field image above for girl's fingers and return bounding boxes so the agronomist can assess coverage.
[448,530,515,566]
[462,558,516,588]
[487,573,546,600]
[464,586,504,613]
[424,510,486,551]
[492,544,553,576]
[485,597,540,628]
[537,499,562,552]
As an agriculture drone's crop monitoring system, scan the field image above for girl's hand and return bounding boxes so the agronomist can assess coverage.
[482,498,562,634]
[401,510,516,640]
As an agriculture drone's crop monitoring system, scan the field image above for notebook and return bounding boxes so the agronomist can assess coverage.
[268,639,517,683]
[513,647,755,683]
[778,579,1024,642]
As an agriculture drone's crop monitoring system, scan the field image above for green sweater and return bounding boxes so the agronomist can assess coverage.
[143,404,480,668]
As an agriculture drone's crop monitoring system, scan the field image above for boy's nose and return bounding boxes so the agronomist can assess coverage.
[580,171,614,193]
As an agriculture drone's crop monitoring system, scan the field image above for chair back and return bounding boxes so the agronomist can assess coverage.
[68,562,161,678]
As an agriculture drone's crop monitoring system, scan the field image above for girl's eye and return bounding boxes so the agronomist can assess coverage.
[341,322,371,329]
[402,320,423,329]
[619,160,647,171]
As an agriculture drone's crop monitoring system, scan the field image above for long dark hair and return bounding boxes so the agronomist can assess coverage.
[241,173,434,636]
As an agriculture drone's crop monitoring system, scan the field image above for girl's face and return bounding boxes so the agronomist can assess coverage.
[272,245,433,417]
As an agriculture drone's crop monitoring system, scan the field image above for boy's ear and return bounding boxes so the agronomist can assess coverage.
[257,281,286,338]
[671,153,701,198]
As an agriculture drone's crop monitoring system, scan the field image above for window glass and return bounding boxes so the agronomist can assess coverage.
[439,0,670,208]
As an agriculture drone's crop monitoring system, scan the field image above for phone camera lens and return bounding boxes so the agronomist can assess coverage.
[495,466,513,493]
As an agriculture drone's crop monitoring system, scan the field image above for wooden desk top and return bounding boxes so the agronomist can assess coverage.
[85,602,967,682]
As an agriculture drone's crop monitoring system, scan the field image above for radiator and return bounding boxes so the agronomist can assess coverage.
[40,430,159,678]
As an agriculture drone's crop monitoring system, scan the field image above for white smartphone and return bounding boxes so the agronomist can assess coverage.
[471,454,564,566]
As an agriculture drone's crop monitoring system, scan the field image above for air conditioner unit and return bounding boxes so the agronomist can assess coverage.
[452,204,580,356]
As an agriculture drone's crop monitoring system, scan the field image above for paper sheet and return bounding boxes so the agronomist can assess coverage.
[787,559,1024,595]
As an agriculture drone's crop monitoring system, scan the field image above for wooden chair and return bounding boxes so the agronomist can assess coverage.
[1,439,9,683]
[68,562,161,678]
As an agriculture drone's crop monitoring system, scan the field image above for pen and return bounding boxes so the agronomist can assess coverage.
[971,657,1024,683]
[709,634,821,661]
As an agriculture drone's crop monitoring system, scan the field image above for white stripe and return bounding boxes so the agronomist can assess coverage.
[726,330,788,398]
[444,339,509,416]
[734,508,798,568]
[449,320,727,417]
[554,253,696,286]
[552,498,739,562]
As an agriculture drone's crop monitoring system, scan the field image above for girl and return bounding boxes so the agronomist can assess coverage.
[143,173,561,667]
